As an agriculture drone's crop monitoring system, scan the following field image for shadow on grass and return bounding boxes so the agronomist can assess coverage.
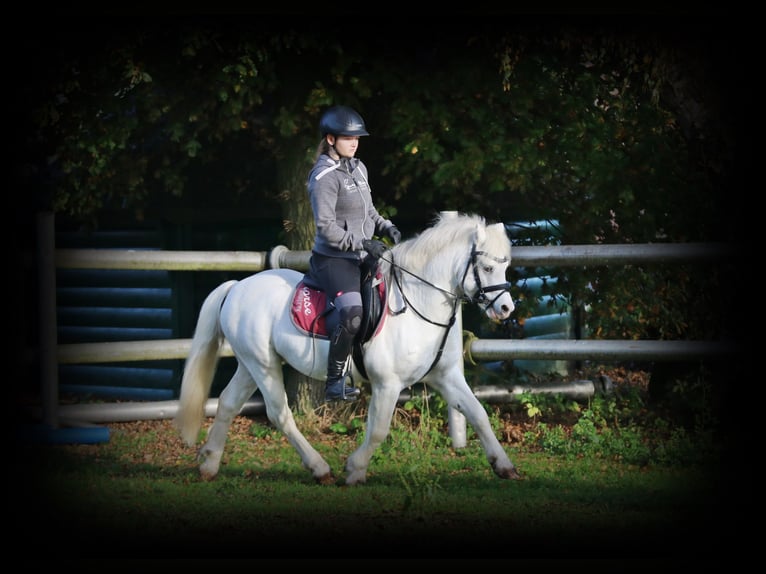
[13,441,732,560]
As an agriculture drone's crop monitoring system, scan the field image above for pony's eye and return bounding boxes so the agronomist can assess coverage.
[483,265,493,274]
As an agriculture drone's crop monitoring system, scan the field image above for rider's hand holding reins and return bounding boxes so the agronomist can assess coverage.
[363,239,388,259]
[386,225,401,244]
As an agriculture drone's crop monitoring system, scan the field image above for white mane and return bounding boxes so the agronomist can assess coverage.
[390,212,511,274]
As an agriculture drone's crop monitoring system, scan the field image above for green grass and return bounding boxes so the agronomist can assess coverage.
[13,372,741,560]
[14,419,732,560]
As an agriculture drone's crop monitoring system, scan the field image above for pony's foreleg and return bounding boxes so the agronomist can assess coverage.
[436,378,521,480]
[344,383,401,485]
[197,365,256,481]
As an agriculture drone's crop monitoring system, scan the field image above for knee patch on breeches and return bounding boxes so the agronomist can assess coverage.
[334,291,363,335]
[339,304,363,334]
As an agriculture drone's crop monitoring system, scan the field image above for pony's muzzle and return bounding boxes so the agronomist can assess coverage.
[484,292,514,322]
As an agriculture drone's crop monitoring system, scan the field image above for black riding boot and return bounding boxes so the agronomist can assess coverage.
[325,324,360,402]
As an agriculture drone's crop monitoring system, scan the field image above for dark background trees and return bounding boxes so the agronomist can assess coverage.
[13,14,751,374]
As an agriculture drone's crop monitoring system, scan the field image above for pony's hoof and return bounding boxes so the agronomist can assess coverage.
[199,469,218,481]
[345,470,367,486]
[497,466,522,480]
[315,472,336,486]
[197,448,222,481]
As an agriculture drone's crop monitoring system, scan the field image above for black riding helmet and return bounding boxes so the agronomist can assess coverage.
[319,105,369,137]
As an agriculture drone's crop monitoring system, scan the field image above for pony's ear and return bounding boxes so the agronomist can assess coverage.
[474,221,486,246]
[488,222,506,235]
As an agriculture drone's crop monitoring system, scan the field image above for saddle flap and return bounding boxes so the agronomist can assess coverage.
[290,281,329,337]
[291,269,387,333]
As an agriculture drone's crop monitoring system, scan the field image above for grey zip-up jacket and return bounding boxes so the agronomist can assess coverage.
[307,154,394,260]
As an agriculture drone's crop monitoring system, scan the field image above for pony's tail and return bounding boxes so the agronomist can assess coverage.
[175,280,238,446]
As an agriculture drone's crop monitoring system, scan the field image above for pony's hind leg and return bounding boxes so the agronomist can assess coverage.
[197,364,256,480]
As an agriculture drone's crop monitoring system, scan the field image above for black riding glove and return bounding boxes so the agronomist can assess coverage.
[362,239,388,259]
[386,225,401,244]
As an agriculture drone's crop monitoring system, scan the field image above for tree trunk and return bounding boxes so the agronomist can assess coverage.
[277,145,324,413]
[279,151,316,251]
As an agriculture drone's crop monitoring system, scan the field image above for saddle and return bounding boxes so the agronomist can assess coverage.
[290,261,387,379]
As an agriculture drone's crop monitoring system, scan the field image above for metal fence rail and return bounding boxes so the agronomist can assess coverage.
[36,212,739,440]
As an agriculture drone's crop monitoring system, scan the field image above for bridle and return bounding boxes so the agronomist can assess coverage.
[382,242,513,379]
[388,242,511,309]
[461,243,513,312]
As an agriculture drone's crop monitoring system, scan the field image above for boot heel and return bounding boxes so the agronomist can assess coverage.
[325,376,360,402]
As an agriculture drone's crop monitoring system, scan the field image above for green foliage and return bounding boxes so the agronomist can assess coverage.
[381,28,728,242]
[374,390,452,458]
[651,424,720,466]
[328,416,364,436]
[30,23,363,226]
[371,28,732,343]
[518,377,720,467]
[25,20,736,342]
[516,390,582,422]
[37,28,269,222]
[527,416,646,465]
[249,421,279,440]
[579,262,726,341]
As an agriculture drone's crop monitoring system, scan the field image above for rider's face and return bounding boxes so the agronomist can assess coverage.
[329,135,359,159]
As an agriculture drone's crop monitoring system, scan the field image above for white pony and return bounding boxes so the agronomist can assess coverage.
[175,213,521,484]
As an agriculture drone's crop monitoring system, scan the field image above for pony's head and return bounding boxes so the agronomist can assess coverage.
[458,215,515,322]
[396,213,515,323]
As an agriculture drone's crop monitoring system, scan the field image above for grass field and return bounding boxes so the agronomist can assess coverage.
[13,407,738,561]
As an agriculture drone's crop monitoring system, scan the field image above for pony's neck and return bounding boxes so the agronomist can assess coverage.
[389,241,468,305]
